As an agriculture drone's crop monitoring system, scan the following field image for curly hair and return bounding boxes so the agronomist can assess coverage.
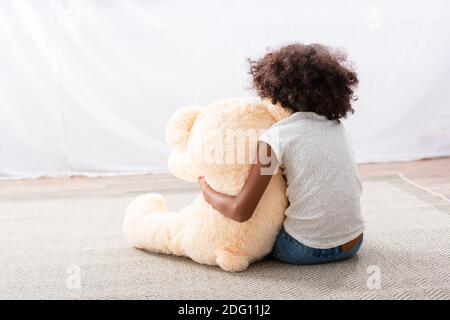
[249,43,358,122]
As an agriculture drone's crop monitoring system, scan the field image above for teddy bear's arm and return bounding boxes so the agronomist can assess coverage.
[168,151,200,182]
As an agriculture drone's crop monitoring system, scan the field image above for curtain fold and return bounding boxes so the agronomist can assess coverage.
[1,0,449,178]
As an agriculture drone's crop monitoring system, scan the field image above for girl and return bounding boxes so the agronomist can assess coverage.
[198,43,364,265]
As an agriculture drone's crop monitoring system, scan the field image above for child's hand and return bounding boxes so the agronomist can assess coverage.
[198,176,207,189]
[197,176,210,201]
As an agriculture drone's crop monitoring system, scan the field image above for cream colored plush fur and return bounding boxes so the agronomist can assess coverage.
[123,98,290,272]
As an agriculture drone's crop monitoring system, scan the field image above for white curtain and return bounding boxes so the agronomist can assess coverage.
[1,0,450,178]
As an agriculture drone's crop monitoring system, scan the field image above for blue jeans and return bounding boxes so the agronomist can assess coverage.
[272,228,363,265]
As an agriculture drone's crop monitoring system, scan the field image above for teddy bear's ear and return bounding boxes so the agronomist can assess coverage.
[263,100,292,123]
[165,105,202,153]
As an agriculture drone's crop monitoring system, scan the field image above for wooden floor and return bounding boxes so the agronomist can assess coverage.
[0,157,449,199]
[358,157,450,199]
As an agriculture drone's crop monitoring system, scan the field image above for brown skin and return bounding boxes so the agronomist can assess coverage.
[198,142,277,223]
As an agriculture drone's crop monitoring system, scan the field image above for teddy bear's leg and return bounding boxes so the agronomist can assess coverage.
[123,193,185,256]
[216,247,250,272]
[123,193,167,240]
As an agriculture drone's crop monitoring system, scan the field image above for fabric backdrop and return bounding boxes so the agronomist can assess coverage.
[1,0,450,178]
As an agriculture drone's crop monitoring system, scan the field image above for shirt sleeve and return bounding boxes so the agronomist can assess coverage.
[259,126,283,169]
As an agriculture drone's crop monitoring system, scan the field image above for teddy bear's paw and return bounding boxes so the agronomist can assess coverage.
[216,247,250,272]
[132,193,168,214]
[124,194,167,235]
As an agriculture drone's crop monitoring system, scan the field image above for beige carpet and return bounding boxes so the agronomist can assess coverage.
[0,175,449,300]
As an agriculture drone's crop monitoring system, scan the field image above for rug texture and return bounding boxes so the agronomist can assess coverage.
[0,175,449,299]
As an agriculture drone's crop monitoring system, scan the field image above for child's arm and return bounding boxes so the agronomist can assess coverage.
[198,142,277,223]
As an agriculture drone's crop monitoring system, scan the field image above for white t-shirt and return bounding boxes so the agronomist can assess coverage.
[260,111,364,249]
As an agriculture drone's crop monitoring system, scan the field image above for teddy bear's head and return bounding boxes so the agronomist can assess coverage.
[165,98,290,195]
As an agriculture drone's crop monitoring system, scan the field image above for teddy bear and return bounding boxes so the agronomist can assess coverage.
[123,97,289,272]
